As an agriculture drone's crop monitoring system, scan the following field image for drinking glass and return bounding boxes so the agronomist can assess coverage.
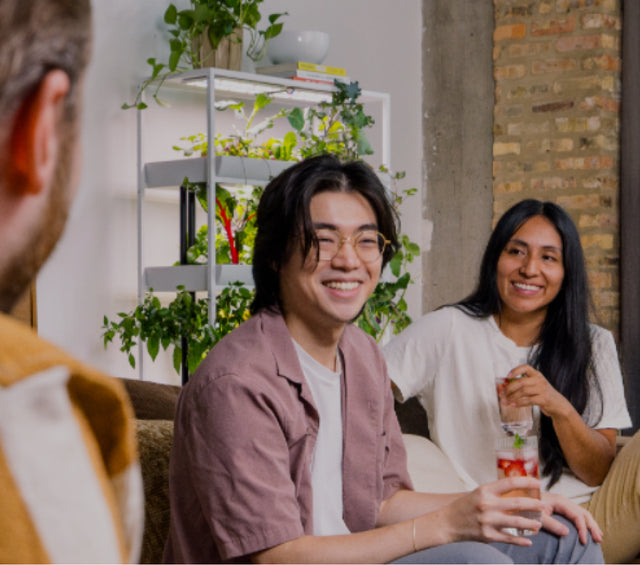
[495,374,533,435]
[495,434,541,535]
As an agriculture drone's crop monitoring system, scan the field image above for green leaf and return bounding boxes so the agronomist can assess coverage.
[513,433,525,449]
[164,4,178,25]
[363,303,381,333]
[187,342,204,374]
[287,107,305,131]
[128,353,136,369]
[343,81,361,99]
[173,347,182,374]
[389,253,402,277]
[396,272,411,289]
[193,4,209,23]
[147,335,160,361]
[150,62,165,80]
[168,49,181,72]
[215,100,242,112]
[356,133,373,156]
[264,22,283,40]
[177,12,194,31]
[406,242,421,255]
[254,93,272,111]
[268,12,287,25]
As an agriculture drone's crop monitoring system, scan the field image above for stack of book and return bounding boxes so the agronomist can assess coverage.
[256,61,350,85]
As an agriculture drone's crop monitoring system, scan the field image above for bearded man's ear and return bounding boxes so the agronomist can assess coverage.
[6,69,71,196]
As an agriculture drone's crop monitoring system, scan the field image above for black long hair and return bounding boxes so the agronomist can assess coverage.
[456,199,602,486]
[251,154,399,314]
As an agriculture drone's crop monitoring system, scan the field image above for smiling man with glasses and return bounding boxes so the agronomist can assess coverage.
[164,154,603,564]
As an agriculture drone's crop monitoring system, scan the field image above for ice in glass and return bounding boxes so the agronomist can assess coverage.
[495,374,533,435]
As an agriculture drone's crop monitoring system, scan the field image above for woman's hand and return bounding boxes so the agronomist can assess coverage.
[502,364,572,418]
[540,492,603,544]
[503,364,616,486]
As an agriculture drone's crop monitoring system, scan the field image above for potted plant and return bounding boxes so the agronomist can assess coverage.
[105,82,421,377]
[124,0,287,110]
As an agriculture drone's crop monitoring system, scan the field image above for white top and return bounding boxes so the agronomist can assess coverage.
[293,340,350,536]
[383,306,632,503]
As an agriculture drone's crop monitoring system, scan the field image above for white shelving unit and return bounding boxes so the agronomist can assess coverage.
[136,67,390,378]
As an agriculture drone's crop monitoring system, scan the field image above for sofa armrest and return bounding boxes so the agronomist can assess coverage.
[403,433,470,494]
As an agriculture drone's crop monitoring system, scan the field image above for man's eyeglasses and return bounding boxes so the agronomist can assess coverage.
[315,229,390,263]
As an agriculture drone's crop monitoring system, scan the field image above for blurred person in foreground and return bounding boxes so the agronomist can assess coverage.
[0,1,143,562]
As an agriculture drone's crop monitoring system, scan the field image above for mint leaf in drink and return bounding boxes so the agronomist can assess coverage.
[513,433,525,449]
[507,373,527,384]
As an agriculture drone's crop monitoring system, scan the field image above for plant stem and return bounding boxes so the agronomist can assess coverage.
[216,196,239,264]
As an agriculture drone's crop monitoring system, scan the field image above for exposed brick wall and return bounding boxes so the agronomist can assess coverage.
[492,0,622,332]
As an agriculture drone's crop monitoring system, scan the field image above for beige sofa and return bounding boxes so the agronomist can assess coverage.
[122,378,632,563]
[121,378,461,563]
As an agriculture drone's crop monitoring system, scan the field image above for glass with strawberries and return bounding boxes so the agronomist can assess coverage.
[495,373,533,435]
[495,434,541,535]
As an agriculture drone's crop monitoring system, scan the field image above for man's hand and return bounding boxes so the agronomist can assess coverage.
[434,477,545,546]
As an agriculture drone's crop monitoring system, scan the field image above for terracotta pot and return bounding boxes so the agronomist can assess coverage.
[192,28,243,70]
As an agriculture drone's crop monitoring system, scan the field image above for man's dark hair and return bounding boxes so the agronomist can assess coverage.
[251,155,399,314]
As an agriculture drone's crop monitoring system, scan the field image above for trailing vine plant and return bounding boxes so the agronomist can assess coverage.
[103,81,421,376]
[123,0,287,110]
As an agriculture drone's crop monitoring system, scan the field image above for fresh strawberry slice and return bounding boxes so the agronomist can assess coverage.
[498,458,511,470]
[504,460,527,477]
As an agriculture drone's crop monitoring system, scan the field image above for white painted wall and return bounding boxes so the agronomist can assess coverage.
[36,0,423,385]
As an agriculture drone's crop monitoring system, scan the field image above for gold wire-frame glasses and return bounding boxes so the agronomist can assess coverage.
[315,229,390,263]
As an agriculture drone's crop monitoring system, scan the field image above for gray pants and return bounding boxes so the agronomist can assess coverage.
[392,515,603,564]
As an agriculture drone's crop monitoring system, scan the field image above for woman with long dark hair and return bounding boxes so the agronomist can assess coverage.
[384,199,640,563]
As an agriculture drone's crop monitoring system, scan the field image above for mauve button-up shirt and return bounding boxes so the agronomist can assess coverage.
[164,309,412,563]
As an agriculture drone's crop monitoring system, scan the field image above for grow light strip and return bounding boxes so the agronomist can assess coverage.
[183,76,333,104]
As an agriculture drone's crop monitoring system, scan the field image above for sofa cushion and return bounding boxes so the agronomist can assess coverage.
[403,433,469,493]
[135,419,174,564]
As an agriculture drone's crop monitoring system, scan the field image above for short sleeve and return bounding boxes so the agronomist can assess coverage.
[381,362,414,499]
[179,375,305,560]
[382,308,453,403]
[589,325,632,430]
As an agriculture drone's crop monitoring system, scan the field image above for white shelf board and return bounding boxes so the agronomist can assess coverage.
[144,264,253,292]
[144,156,292,188]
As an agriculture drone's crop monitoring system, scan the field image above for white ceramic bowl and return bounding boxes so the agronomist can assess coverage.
[266,30,330,65]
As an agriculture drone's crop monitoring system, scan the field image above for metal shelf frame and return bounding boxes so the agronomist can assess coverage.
[136,67,391,379]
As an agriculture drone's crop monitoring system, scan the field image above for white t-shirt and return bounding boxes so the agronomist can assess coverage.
[293,340,350,536]
[383,306,632,503]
